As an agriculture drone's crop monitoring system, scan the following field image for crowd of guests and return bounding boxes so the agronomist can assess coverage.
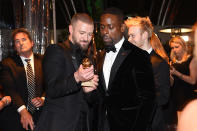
[0,7,197,131]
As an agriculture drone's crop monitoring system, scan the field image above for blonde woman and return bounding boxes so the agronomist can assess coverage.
[177,22,197,131]
[169,36,197,124]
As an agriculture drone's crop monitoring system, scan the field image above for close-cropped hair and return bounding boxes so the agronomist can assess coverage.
[70,13,94,26]
[101,7,124,24]
[12,28,32,44]
[125,16,154,39]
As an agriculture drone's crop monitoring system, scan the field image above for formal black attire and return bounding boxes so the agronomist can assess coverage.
[172,56,197,111]
[92,40,155,131]
[35,40,91,131]
[150,50,170,131]
[0,53,44,131]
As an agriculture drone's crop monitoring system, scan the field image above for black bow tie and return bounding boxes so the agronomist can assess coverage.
[105,45,116,53]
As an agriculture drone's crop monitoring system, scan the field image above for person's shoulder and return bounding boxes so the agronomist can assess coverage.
[125,41,149,58]
[151,52,166,64]
[1,55,17,65]
[45,43,65,54]
[34,53,43,59]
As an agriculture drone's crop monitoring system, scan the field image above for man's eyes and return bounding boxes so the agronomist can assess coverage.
[129,34,135,38]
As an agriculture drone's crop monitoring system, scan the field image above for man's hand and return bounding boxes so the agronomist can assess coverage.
[31,97,44,108]
[20,108,34,130]
[74,65,94,83]
[83,75,99,93]
[1,96,11,106]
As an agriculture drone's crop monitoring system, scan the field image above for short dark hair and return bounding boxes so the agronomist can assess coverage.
[71,13,94,26]
[12,28,32,44]
[101,7,124,23]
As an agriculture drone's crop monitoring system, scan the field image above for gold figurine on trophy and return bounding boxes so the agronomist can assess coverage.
[81,57,94,87]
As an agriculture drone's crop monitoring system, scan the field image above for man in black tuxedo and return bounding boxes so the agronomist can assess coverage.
[95,8,155,131]
[35,13,98,131]
[0,28,45,131]
[126,16,170,131]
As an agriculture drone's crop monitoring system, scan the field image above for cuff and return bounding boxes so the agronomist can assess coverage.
[17,105,26,113]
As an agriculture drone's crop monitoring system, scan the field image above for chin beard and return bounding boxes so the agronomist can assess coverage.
[74,42,88,56]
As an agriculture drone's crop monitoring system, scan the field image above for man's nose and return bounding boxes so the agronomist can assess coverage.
[19,40,24,45]
[103,27,109,34]
[83,34,88,41]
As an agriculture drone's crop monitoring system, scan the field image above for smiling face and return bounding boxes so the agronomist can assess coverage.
[14,32,33,57]
[69,20,94,51]
[100,14,124,46]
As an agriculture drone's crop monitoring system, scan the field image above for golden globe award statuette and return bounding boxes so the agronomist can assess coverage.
[81,58,94,87]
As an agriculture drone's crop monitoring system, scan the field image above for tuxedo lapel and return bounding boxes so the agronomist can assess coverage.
[60,40,76,71]
[14,55,29,99]
[97,51,107,91]
[108,41,131,90]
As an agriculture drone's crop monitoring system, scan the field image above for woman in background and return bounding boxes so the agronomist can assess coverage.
[177,22,197,131]
[169,36,197,124]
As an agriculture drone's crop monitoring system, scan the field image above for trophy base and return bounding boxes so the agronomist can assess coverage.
[81,80,94,87]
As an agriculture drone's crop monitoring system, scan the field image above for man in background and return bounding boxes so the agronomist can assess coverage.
[0,28,45,131]
[125,16,170,131]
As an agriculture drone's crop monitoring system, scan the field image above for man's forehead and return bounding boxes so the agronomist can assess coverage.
[14,33,28,39]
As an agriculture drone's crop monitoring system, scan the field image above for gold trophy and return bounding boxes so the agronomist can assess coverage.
[81,57,94,87]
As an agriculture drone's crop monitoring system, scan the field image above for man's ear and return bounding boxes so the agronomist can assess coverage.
[121,23,126,33]
[142,31,149,39]
[31,41,34,47]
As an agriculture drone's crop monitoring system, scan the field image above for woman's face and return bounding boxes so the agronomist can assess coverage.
[170,39,185,59]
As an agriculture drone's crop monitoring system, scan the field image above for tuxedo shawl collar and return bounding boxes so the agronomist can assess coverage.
[61,40,79,71]
[100,40,133,91]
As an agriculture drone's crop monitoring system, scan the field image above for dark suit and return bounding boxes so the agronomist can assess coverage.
[94,40,155,131]
[150,50,170,131]
[35,41,90,131]
[0,53,44,131]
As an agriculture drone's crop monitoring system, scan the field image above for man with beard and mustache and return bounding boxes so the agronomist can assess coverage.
[35,13,99,131]
[93,7,155,131]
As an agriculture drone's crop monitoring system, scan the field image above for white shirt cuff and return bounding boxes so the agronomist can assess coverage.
[17,105,26,113]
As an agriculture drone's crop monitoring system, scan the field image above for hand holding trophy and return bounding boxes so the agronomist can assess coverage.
[81,57,95,87]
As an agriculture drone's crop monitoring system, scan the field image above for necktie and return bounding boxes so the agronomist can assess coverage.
[25,59,36,113]
[105,45,117,53]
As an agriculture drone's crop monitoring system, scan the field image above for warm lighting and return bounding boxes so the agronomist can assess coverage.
[159,28,192,33]
[51,39,54,44]
[181,35,189,42]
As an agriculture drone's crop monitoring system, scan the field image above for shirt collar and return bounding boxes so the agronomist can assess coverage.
[20,53,34,64]
[147,47,153,54]
[114,37,125,53]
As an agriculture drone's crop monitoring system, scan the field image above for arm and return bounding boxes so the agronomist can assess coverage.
[0,96,11,110]
[133,53,155,131]
[154,61,170,106]
[43,45,94,98]
[170,58,196,85]
[0,60,34,130]
[0,60,26,109]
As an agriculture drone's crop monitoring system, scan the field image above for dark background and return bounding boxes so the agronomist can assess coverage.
[0,0,197,29]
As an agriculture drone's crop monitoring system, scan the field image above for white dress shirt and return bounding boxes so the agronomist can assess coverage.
[103,37,125,89]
